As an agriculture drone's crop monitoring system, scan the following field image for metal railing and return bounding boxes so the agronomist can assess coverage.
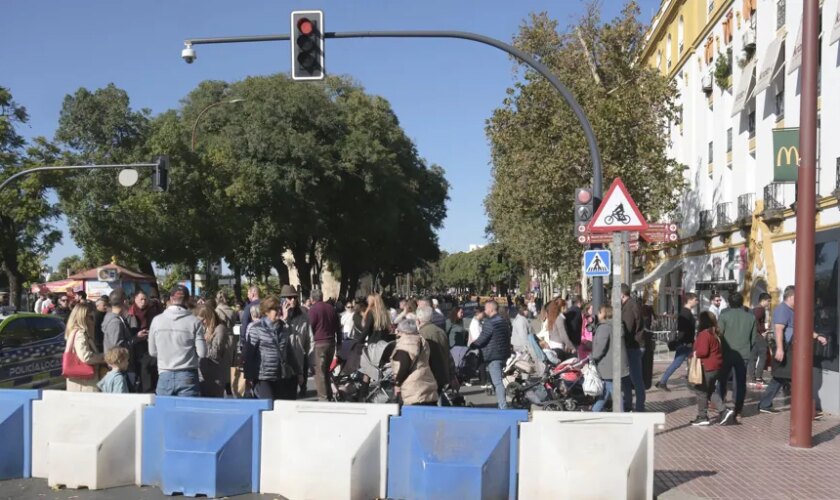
[737,193,755,222]
[716,203,732,228]
[764,183,785,211]
[699,210,714,232]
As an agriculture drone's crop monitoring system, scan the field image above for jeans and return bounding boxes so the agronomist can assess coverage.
[718,353,748,414]
[748,335,769,379]
[314,342,335,400]
[487,360,507,409]
[659,344,692,385]
[592,376,631,412]
[759,377,787,409]
[694,369,728,419]
[624,348,646,412]
[156,369,200,397]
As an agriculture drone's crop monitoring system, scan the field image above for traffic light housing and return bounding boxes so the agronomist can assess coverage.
[153,155,169,192]
[291,10,324,80]
[574,187,597,241]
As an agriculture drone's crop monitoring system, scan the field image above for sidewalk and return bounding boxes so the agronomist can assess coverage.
[649,360,840,500]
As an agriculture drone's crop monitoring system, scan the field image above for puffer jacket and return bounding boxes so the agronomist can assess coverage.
[392,333,438,405]
[245,317,300,381]
[470,314,511,362]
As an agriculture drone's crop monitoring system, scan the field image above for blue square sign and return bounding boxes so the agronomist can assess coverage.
[583,250,611,278]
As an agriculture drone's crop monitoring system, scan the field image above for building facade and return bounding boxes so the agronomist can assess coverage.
[640,0,840,410]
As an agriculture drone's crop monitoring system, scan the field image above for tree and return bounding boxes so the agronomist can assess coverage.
[485,2,684,281]
[0,87,62,309]
[56,255,86,278]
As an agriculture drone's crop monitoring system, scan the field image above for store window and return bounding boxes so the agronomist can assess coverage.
[814,239,838,372]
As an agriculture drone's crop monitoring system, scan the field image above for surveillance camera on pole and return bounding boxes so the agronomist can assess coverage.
[291,10,324,80]
[182,44,196,64]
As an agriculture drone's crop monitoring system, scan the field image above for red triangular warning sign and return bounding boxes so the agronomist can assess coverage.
[588,178,648,233]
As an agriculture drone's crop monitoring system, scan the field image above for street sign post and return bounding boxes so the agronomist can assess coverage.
[610,233,623,413]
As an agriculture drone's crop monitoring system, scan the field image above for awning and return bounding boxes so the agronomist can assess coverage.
[831,1,840,46]
[30,280,84,294]
[755,36,784,94]
[788,21,802,74]
[731,58,757,116]
[632,259,681,290]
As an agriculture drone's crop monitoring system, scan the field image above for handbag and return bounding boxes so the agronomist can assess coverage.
[62,329,96,379]
[582,363,604,397]
[687,354,704,385]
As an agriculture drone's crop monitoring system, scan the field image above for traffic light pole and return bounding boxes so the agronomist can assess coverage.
[0,162,159,195]
[183,28,607,308]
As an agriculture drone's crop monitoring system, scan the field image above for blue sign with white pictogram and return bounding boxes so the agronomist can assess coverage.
[583,250,611,278]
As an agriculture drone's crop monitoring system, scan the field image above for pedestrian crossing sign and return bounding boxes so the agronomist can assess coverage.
[584,250,611,278]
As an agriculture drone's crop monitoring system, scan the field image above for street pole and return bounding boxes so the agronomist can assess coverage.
[183,28,606,307]
[611,232,623,412]
[790,0,819,449]
[0,163,158,194]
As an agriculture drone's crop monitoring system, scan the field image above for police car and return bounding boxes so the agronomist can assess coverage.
[0,313,66,389]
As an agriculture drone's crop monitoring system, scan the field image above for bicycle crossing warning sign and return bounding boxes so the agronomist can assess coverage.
[588,178,648,233]
[584,250,611,278]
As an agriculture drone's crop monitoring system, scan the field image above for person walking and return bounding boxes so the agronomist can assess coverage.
[195,304,232,397]
[469,300,512,409]
[717,292,756,420]
[690,312,736,426]
[758,286,827,413]
[749,293,771,382]
[590,305,630,412]
[239,286,261,354]
[708,293,725,319]
[246,296,303,400]
[510,300,533,354]
[656,293,698,391]
[445,306,467,347]
[63,302,104,392]
[214,291,237,330]
[418,298,446,330]
[127,290,160,393]
[280,285,312,398]
[620,284,646,412]
[103,289,140,389]
[467,307,485,345]
[307,289,341,400]
[341,300,355,340]
[148,286,207,397]
[361,293,395,344]
[392,318,438,406]
[417,306,457,395]
[53,295,72,323]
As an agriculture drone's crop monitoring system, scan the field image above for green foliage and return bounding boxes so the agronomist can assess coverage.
[715,48,733,90]
[434,244,524,294]
[55,255,86,278]
[485,2,684,281]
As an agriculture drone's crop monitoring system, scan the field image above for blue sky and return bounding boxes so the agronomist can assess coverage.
[2,0,659,269]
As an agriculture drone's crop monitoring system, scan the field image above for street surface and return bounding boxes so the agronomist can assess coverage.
[1,359,837,500]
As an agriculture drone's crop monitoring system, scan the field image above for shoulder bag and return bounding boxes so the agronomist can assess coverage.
[687,354,704,385]
[62,329,96,379]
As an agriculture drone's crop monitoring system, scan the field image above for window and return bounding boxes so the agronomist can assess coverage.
[656,50,662,69]
[777,0,786,29]
[0,319,30,348]
[727,128,733,152]
[748,111,756,137]
[26,317,65,342]
[666,34,673,68]
[814,239,839,372]
[775,89,785,118]
[709,141,714,164]
[678,16,685,53]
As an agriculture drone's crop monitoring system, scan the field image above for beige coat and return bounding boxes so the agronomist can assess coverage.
[65,328,105,392]
[392,333,438,405]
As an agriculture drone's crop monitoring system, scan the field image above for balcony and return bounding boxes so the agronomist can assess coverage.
[716,203,734,232]
[737,193,755,226]
[762,183,786,222]
[699,210,714,234]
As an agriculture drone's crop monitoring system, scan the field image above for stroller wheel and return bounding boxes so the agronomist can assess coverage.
[563,399,578,412]
[543,402,564,412]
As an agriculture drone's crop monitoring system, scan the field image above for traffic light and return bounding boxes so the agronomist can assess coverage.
[574,187,596,241]
[153,155,169,192]
[291,10,324,80]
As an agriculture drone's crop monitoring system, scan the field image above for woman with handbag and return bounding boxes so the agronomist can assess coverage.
[63,302,105,392]
[590,305,630,412]
[691,312,736,426]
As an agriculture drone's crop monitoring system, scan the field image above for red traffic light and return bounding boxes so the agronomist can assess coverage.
[297,18,315,35]
[576,189,592,204]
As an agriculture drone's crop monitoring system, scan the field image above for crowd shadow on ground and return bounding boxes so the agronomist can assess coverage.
[654,470,717,498]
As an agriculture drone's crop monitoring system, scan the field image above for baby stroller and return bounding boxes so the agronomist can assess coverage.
[358,341,397,404]
[330,340,396,403]
[450,345,481,386]
[506,357,590,411]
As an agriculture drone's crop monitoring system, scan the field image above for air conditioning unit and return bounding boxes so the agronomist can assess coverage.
[701,72,713,92]
[742,27,756,50]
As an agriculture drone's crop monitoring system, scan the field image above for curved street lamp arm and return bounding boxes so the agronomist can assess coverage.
[0,163,157,194]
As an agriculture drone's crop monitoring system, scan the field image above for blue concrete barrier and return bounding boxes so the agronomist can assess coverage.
[141,397,272,497]
[0,389,40,480]
[387,406,529,500]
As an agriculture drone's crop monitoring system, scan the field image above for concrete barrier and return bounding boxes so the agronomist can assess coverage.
[519,412,666,499]
[141,396,271,497]
[387,406,529,500]
[31,391,153,489]
[0,389,41,479]
[260,401,399,499]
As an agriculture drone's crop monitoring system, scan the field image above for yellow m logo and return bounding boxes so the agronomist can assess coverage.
[776,146,800,167]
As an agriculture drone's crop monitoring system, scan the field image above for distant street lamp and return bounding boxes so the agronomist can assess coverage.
[190,98,245,152]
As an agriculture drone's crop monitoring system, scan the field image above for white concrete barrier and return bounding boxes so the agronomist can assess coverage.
[32,391,153,489]
[260,401,399,499]
[519,412,665,500]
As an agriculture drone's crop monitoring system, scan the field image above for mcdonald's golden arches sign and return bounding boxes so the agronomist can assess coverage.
[773,127,799,182]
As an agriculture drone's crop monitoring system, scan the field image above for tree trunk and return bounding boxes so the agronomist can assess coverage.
[292,246,312,298]
[190,262,197,297]
[272,255,290,286]
[5,267,23,311]
[347,270,361,301]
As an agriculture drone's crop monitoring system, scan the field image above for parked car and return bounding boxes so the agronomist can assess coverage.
[0,313,66,389]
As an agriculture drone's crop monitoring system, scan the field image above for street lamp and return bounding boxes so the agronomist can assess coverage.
[190,98,245,152]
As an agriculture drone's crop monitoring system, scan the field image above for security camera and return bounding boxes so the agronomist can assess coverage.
[181,46,196,64]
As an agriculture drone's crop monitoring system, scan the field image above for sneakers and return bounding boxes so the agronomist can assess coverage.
[655,382,671,392]
[719,409,737,426]
[814,410,824,421]
[691,416,711,426]
[759,407,780,414]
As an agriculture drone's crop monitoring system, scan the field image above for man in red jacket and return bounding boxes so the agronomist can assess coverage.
[307,289,342,400]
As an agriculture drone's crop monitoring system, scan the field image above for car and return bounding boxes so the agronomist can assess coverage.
[0,313,66,389]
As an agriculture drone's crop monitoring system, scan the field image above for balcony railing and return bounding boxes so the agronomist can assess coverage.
[716,203,733,230]
[699,210,714,233]
[763,183,786,221]
[737,193,755,224]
